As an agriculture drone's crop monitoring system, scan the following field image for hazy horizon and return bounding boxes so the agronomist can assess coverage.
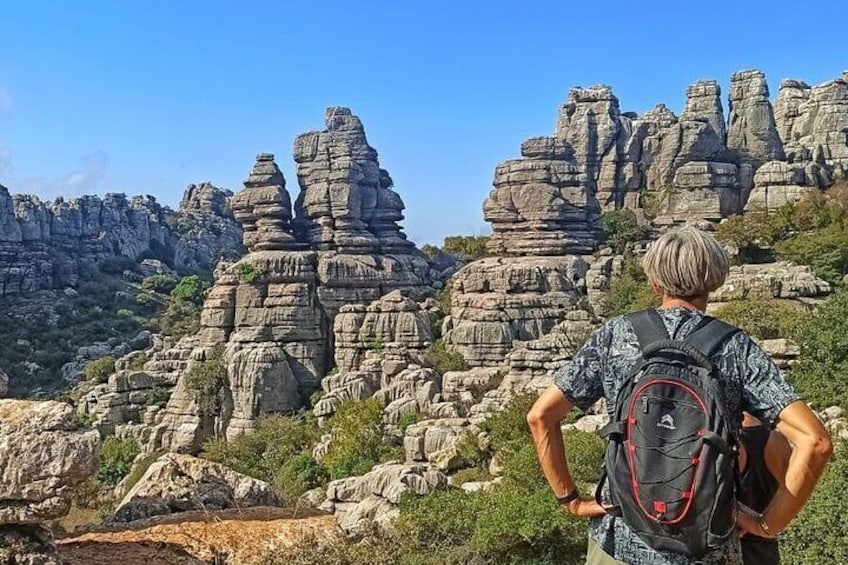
[1,0,847,245]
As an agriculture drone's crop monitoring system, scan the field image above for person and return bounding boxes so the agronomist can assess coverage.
[738,412,791,565]
[527,225,833,565]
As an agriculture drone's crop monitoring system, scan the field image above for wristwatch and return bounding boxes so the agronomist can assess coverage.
[556,489,580,506]
[757,512,771,534]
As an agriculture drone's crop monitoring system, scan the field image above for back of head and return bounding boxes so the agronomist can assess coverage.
[642,225,729,299]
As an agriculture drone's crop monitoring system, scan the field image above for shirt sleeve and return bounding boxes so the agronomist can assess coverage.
[554,323,610,411]
[735,333,801,425]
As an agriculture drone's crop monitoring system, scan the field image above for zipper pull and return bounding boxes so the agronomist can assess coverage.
[642,396,649,414]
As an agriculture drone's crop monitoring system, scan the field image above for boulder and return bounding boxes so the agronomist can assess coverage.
[110,453,280,523]
[0,525,64,565]
[0,400,99,525]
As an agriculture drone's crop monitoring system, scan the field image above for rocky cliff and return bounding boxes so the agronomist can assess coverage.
[0,181,242,295]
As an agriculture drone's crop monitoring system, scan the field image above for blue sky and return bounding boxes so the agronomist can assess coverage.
[0,1,846,245]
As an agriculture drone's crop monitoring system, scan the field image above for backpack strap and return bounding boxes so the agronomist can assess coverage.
[684,317,739,358]
[627,309,669,351]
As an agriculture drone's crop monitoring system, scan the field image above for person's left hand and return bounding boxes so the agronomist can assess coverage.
[736,502,777,539]
[564,497,608,518]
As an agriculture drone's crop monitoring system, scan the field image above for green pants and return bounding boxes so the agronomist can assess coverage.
[586,538,629,565]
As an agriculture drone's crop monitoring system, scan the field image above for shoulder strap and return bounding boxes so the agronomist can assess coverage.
[627,309,669,351]
[684,317,739,357]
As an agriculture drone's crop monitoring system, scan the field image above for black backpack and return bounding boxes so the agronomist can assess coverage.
[595,309,740,558]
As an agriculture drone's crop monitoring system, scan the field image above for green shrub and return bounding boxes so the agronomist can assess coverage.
[424,339,468,374]
[84,356,117,384]
[790,291,848,408]
[398,412,420,433]
[435,282,453,316]
[126,353,149,371]
[776,224,848,286]
[364,337,385,355]
[236,261,265,284]
[96,437,140,486]
[420,244,440,259]
[202,415,324,504]
[783,440,848,563]
[323,399,401,480]
[145,384,169,406]
[141,274,178,294]
[600,209,647,252]
[116,308,135,319]
[602,257,660,317]
[714,297,807,340]
[451,467,492,486]
[170,275,206,305]
[98,255,138,275]
[184,358,228,416]
[443,235,489,260]
[156,300,201,338]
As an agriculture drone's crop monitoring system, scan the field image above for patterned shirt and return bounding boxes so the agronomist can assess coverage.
[554,307,800,565]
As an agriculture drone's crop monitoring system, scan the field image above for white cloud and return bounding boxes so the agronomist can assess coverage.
[15,151,109,199]
[0,87,11,114]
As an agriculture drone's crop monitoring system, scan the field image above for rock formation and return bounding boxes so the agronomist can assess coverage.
[110,453,280,523]
[0,399,99,563]
[0,182,241,296]
[727,70,786,168]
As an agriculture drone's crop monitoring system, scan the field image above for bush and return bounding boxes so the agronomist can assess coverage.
[420,244,440,259]
[714,297,807,340]
[602,257,660,318]
[170,275,206,305]
[184,358,228,416]
[600,209,647,252]
[156,300,201,339]
[443,235,489,260]
[202,415,325,504]
[236,261,265,284]
[424,339,468,373]
[782,440,848,563]
[96,437,140,486]
[323,399,401,480]
[435,282,452,316]
[84,356,117,384]
[776,224,848,286]
[141,274,178,294]
[790,291,848,409]
[398,412,420,433]
[98,255,138,275]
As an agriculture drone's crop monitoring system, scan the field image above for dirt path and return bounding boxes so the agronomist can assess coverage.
[58,507,339,565]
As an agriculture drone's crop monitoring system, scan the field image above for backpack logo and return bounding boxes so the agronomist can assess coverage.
[657,413,676,430]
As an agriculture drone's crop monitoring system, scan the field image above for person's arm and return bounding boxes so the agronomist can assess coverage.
[527,385,606,517]
[738,401,832,537]
[763,428,792,486]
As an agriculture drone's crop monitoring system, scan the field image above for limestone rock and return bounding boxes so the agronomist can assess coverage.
[727,70,785,166]
[293,107,414,255]
[443,256,589,367]
[321,462,446,535]
[0,400,99,524]
[775,73,848,169]
[110,453,280,523]
[746,160,817,211]
[0,525,64,565]
[683,80,727,142]
[709,262,831,303]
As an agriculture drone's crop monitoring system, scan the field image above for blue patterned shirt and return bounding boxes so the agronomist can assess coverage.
[555,307,800,565]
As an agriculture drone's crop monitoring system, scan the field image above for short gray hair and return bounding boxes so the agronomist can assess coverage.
[642,225,729,298]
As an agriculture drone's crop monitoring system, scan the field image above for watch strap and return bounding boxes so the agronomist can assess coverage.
[556,489,580,505]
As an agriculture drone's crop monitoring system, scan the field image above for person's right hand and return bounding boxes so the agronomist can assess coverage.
[736,502,777,539]
[564,497,608,518]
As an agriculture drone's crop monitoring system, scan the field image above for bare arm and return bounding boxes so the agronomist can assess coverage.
[527,385,605,517]
[763,400,833,533]
[763,429,792,487]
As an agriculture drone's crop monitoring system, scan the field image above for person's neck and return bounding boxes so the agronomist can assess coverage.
[660,295,707,312]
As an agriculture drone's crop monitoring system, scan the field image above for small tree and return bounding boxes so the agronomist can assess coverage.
[96,436,140,485]
[84,356,117,384]
[170,275,206,305]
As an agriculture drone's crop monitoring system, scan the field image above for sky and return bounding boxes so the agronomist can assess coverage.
[0,1,846,245]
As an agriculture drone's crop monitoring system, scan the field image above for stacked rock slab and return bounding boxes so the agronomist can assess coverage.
[443,256,590,368]
[727,70,786,172]
[745,160,818,212]
[293,107,430,321]
[156,155,326,452]
[775,72,848,175]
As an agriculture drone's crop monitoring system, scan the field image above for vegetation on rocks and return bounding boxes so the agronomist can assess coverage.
[184,355,228,416]
[714,297,806,340]
[323,398,403,480]
[442,235,489,260]
[424,339,468,373]
[600,209,648,252]
[96,437,140,486]
[602,257,660,317]
[202,415,326,505]
[236,261,265,284]
[84,356,117,384]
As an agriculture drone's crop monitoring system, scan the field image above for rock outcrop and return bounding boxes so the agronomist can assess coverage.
[110,453,280,523]
[0,182,241,296]
[0,399,99,564]
[319,462,446,535]
[727,70,786,168]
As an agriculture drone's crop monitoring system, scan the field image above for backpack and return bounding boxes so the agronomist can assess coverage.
[594,309,741,558]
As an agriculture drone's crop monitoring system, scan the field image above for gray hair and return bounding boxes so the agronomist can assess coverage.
[642,225,729,298]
